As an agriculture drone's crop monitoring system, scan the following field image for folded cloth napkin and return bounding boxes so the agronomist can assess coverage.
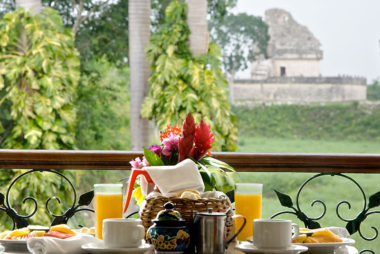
[27,234,101,254]
[144,159,204,197]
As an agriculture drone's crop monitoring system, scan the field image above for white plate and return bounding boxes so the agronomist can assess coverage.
[0,239,29,253]
[81,242,154,254]
[294,238,355,254]
[235,241,308,254]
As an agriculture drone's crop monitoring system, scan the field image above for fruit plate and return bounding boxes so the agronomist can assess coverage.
[294,238,355,254]
[0,239,29,253]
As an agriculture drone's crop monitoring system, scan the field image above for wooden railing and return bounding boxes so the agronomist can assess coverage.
[0,150,379,253]
[1,150,380,173]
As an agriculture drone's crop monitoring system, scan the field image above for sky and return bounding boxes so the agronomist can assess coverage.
[234,0,380,82]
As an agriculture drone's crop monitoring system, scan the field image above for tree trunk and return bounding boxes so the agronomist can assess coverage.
[16,0,42,14]
[228,71,235,104]
[129,0,151,150]
[186,0,208,57]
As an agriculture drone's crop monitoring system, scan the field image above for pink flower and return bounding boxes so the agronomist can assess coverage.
[129,157,144,169]
[149,145,162,156]
[142,156,150,167]
[162,133,180,158]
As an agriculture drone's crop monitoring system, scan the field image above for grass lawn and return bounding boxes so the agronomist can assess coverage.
[238,136,380,154]
[237,136,380,251]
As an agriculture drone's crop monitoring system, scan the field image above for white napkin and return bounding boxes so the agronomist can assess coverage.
[144,159,204,197]
[27,234,101,254]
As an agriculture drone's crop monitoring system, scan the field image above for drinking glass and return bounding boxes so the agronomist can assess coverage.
[234,183,263,241]
[94,183,123,239]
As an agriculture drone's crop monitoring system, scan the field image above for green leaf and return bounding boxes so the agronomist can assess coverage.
[208,167,234,193]
[368,191,380,209]
[143,148,165,166]
[199,156,235,172]
[78,191,94,206]
[200,170,214,191]
[274,189,294,208]
[346,219,361,235]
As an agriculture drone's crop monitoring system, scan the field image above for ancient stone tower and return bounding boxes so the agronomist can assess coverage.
[252,8,323,79]
[234,8,367,105]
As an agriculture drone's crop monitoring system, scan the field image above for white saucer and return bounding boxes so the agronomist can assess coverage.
[81,242,154,254]
[294,238,355,254]
[235,241,308,254]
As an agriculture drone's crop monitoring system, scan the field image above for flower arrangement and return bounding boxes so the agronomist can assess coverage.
[130,113,236,204]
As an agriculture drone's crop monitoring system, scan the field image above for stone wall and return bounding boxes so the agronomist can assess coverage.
[233,77,367,106]
[271,59,320,77]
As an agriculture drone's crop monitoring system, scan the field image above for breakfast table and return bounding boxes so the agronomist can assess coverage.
[0,244,361,254]
[228,243,360,254]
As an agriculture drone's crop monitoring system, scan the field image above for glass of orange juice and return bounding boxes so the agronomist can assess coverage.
[235,183,263,241]
[94,184,123,239]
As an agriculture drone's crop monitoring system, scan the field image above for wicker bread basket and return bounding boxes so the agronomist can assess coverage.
[140,195,234,236]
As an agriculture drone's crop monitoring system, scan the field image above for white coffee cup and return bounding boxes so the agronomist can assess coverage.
[103,218,145,248]
[253,219,299,249]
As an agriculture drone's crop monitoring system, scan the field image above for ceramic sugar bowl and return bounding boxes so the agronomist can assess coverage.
[146,202,191,252]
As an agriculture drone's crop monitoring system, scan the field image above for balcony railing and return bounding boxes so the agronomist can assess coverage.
[0,150,379,253]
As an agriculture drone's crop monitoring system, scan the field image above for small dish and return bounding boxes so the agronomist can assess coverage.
[235,241,308,254]
[81,241,154,254]
[0,239,29,253]
[294,238,355,254]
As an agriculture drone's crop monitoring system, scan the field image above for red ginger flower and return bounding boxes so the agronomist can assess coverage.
[160,125,182,142]
[190,120,215,160]
[178,113,196,162]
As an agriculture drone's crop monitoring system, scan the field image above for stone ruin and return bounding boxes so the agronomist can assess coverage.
[233,8,367,105]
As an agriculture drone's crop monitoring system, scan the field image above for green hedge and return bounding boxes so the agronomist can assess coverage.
[234,102,380,141]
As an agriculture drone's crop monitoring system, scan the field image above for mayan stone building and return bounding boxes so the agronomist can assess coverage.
[233,8,367,105]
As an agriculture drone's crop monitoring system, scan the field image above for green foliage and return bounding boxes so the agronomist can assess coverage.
[367,80,380,101]
[2,0,239,65]
[207,0,237,22]
[142,0,238,151]
[198,156,236,193]
[0,0,13,19]
[76,58,130,150]
[74,0,129,65]
[234,103,380,141]
[0,8,80,149]
[0,8,78,229]
[152,0,237,27]
[209,13,270,75]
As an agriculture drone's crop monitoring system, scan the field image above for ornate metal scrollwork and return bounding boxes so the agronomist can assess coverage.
[0,169,94,229]
[271,172,380,253]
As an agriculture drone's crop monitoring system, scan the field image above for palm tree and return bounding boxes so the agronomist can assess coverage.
[15,0,41,14]
[129,0,151,150]
[186,0,208,57]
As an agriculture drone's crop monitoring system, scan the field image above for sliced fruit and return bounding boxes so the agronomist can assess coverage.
[308,229,343,243]
[89,227,95,235]
[299,228,314,236]
[28,231,46,238]
[80,227,89,234]
[0,231,11,240]
[45,231,74,239]
[5,228,30,239]
[50,224,76,236]
[293,234,307,243]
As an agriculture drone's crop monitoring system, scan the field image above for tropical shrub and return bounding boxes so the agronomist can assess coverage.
[142,0,237,152]
[0,8,79,228]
